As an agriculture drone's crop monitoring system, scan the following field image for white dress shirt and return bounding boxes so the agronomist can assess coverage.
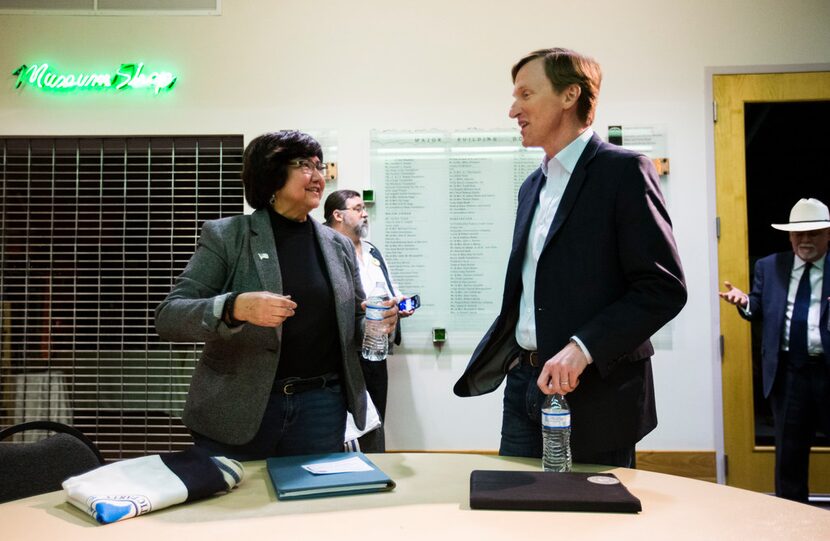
[356,239,400,301]
[515,128,594,360]
[782,255,825,354]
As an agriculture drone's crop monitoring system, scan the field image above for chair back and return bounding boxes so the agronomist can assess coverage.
[0,420,105,503]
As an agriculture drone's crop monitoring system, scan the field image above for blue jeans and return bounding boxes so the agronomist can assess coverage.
[192,382,347,461]
[499,363,636,468]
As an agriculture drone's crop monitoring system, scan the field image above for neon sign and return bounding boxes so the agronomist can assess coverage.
[12,63,177,94]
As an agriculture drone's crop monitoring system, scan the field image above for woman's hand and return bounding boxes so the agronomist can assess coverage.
[235,292,297,327]
[361,298,399,334]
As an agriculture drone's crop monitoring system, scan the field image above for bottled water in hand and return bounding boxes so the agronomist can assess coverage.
[362,281,390,361]
[542,393,572,472]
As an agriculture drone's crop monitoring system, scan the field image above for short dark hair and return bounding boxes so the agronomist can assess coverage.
[241,130,323,209]
[511,48,602,126]
[324,189,361,226]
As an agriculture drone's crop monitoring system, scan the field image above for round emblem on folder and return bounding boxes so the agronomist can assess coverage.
[587,475,620,485]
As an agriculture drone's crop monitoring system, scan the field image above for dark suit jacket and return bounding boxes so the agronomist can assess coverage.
[364,240,402,348]
[155,209,367,445]
[740,252,830,397]
[454,133,687,456]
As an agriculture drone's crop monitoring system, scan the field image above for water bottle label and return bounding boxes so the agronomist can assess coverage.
[541,410,570,429]
[365,305,385,321]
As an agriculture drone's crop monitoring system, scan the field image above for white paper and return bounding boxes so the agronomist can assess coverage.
[344,391,382,443]
[301,456,374,475]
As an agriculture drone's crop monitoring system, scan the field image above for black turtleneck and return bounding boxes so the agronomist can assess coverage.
[268,208,342,381]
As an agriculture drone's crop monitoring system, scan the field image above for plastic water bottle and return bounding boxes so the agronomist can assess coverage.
[542,393,572,472]
[362,281,389,361]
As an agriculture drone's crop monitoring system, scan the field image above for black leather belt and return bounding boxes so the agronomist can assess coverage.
[520,349,541,368]
[780,351,824,364]
[275,373,339,395]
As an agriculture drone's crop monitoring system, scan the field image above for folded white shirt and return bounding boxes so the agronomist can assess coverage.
[344,390,382,444]
[62,447,244,524]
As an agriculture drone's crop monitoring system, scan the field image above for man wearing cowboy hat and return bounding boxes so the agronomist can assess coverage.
[720,197,830,502]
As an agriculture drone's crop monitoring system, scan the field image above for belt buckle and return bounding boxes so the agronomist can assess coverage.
[529,351,539,367]
[282,382,297,395]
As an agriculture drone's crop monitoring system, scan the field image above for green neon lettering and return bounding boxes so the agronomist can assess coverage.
[91,74,111,87]
[150,72,175,94]
[114,63,135,90]
[44,72,59,88]
[31,64,48,87]
[12,64,27,88]
[129,62,145,89]
[11,62,175,94]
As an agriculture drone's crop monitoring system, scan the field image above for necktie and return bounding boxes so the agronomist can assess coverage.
[788,262,812,362]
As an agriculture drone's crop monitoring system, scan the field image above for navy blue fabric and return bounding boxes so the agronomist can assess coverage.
[367,243,401,347]
[158,447,226,502]
[191,382,347,461]
[499,363,545,459]
[740,252,830,500]
[455,134,686,459]
[499,363,635,467]
[770,354,830,502]
[741,252,830,398]
[788,262,812,363]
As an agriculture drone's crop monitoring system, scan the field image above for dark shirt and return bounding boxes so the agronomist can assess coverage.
[268,208,342,381]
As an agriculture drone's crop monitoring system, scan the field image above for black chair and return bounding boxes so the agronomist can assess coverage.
[0,420,105,503]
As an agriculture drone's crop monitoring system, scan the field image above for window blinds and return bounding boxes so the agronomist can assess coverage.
[0,135,243,460]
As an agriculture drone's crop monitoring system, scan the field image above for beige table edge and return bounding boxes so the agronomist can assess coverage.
[2,453,828,541]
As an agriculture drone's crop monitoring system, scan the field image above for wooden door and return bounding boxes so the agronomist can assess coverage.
[715,71,830,493]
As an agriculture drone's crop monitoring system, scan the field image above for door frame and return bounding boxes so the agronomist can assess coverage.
[704,62,830,487]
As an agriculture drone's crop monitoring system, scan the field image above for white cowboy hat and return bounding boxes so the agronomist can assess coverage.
[771,198,830,232]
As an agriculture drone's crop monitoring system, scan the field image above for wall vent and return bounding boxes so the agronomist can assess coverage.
[0,0,220,16]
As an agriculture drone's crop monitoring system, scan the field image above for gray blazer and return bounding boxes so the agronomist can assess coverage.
[155,208,367,445]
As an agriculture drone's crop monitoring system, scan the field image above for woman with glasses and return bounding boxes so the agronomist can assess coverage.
[155,130,399,460]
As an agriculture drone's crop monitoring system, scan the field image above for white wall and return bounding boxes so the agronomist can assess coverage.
[2,0,829,453]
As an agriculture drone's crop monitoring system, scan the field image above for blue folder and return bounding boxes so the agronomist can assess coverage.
[266,452,395,500]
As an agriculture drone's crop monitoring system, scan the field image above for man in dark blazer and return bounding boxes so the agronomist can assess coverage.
[454,48,687,467]
[719,197,830,502]
[325,189,415,452]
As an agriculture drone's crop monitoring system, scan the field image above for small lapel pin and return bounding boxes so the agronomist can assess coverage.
[258,253,269,260]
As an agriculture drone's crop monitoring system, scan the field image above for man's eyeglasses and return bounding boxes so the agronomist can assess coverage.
[343,205,366,214]
[288,159,327,176]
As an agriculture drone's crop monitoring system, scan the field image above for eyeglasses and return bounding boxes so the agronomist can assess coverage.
[288,159,327,176]
[343,205,366,214]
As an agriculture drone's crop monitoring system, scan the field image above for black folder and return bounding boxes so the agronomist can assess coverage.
[470,470,641,513]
